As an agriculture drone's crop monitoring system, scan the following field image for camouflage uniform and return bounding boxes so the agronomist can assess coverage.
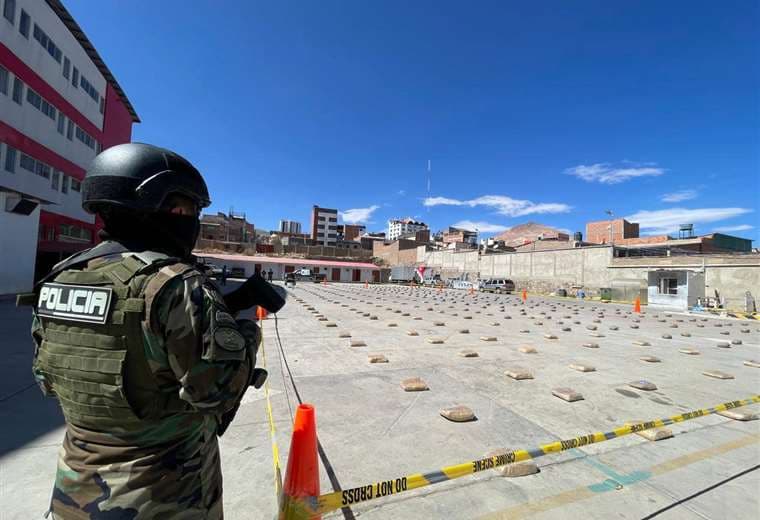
[32,250,254,519]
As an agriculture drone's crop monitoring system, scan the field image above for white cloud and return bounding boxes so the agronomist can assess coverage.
[397,189,406,196]
[661,190,698,203]
[423,196,464,206]
[566,163,665,184]
[423,194,571,217]
[451,220,510,233]
[625,207,754,236]
[712,224,754,233]
[340,205,380,224]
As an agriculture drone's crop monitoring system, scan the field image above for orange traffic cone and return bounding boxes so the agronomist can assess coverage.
[633,296,641,314]
[279,404,320,519]
[521,289,528,303]
[256,306,268,321]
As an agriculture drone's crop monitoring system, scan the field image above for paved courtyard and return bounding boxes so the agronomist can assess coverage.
[1,283,758,519]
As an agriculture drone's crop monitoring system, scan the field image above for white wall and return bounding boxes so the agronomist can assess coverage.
[0,191,40,294]
[0,143,93,223]
[1,0,106,129]
[198,255,378,282]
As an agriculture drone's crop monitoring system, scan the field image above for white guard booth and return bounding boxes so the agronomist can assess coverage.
[647,269,705,311]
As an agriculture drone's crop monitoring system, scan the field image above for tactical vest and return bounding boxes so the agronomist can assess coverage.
[33,252,193,430]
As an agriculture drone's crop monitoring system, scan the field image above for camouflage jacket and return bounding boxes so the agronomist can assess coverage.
[32,255,253,519]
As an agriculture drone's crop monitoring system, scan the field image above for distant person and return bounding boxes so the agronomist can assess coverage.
[28,143,265,519]
[221,264,228,285]
[268,268,273,281]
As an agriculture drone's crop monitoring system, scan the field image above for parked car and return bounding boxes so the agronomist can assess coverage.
[479,278,515,294]
[422,273,442,286]
[293,268,327,282]
[195,258,223,277]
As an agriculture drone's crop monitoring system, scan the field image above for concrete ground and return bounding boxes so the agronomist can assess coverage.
[1,283,758,519]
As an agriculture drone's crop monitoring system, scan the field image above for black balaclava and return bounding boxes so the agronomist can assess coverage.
[100,206,200,259]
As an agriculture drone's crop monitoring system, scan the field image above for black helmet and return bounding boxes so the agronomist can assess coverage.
[82,143,211,214]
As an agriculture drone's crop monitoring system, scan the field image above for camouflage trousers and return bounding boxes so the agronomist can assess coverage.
[47,422,224,519]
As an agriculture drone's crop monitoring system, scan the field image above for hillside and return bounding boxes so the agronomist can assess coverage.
[494,222,570,246]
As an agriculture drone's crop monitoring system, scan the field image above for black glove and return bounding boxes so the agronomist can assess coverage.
[223,273,287,315]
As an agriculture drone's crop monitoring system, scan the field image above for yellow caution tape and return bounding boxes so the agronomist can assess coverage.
[258,320,283,498]
[281,395,760,518]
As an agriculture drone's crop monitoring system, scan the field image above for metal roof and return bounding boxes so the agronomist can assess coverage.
[197,252,381,270]
[46,0,140,123]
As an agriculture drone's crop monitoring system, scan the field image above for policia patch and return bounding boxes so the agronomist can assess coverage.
[37,283,113,324]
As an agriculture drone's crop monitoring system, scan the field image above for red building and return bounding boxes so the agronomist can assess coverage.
[1,0,138,293]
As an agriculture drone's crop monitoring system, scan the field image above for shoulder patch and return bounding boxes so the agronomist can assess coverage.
[213,327,247,352]
[37,283,112,324]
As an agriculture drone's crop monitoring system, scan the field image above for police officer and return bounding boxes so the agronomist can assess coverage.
[31,143,265,519]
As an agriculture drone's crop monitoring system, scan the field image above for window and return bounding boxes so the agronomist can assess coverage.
[80,75,99,101]
[99,96,105,114]
[32,23,61,63]
[70,178,81,192]
[658,277,678,295]
[3,0,15,25]
[72,67,79,88]
[41,99,55,120]
[18,8,28,37]
[61,175,68,193]
[4,145,16,172]
[19,153,35,173]
[12,77,23,104]
[75,126,96,150]
[63,57,70,79]
[318,216,325,221]
[26,88,56,119]
[59,224,90,241]
[328,217,337,222]
[0,65,8,95]
[66,119,73,140]
[57,113,65,134]
[51,170,60,191]
[26,87,41,108]
[35,161,51,179]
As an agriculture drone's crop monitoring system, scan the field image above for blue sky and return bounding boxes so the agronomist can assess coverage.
[67,0,758,240]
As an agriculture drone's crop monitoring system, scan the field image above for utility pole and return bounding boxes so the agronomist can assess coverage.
[605,209,615,259]
[605,209,614,246]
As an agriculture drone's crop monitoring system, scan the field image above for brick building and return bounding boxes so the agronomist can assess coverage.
[199,211,254,243]
[336,223,365,241]
[442,227,477,245]
[586,218,640,244]
[373,238,419,266]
